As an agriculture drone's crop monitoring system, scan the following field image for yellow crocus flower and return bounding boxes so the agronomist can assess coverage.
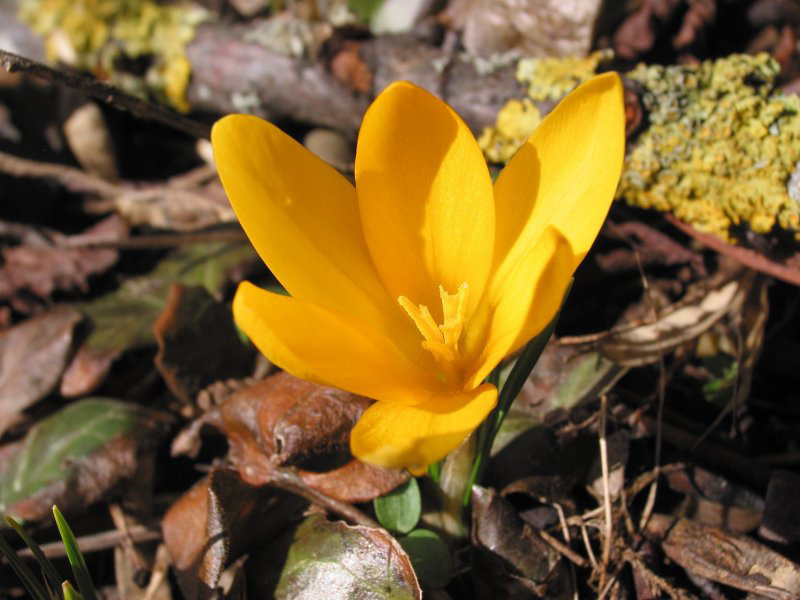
[211,73,625,474]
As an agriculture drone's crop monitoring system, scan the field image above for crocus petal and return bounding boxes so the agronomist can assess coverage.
[212,115,397,334]
[350,383,498,473]
[464,227,576,388]
[233,281,439,405]
[492,73,625,273]
[355,82,495,318]
[464,73,625,384]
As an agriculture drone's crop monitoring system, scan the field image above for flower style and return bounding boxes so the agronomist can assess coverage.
[212,73,625,473]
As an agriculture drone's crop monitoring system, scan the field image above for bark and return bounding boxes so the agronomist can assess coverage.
[186,23,524,136]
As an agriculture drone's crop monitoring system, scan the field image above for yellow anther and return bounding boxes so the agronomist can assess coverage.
[398,283,469,377]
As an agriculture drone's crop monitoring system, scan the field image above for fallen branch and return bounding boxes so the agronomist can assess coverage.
[0,49,210,139]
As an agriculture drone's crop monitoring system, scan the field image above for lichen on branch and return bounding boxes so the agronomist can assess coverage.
[17,0,208,112]
[621,53,800,241]
[479,52,800,242]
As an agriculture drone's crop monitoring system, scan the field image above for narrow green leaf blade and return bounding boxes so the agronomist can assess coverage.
[5,516,63,593]
[62,580,84,600]
[53,506,96,600]
[0,529,52,600]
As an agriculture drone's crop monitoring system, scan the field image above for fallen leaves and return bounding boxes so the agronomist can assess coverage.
[154,284,253,403]
[470,486,561,598]
[162,468,306,599]
[0,306,81,436]
[0,214,126,313]
[207,372,408,502]
[247,514,421,600]
[646,514,800,599]
[63,241,256,397]
[599,276,748,366]
[0,398,170,522]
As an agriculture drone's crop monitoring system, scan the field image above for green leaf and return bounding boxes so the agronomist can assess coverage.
[348,0,384,22]
[373,478,421,534]
[62,581,83,600]
[0,528,52,600]
[77,241,256,355]
[6,516,63,593]
[248,514,420,599]
[0,398,164,520]
[53,506,96,600]
[397,529,452,590]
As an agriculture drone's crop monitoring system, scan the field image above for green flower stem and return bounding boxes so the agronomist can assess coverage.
[462,285,570,506]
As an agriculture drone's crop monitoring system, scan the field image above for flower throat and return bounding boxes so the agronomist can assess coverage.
[398,283,468,384]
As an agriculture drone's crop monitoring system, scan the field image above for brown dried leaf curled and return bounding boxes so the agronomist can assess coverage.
[0,214,125,312]
[162,468,306,600]
[153,284,253,404]
[470,486,562,598]
[211,373,407,502]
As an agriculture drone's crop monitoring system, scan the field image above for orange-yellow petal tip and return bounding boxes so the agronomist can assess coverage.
[349,384,497,472]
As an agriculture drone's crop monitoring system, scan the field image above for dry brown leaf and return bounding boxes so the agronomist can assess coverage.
[162,468,306,599]
[153,284,252,404]
[0,214,125,312]
[599,276,749,366]
[112,179,235,231]
[646,515,800,599]
[0,306,81,436]
[470,486,562,598]
[59,344,120,398]
[207,373,408,502]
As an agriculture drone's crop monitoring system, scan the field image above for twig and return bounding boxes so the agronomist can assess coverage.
[108,504,149,585]
[598,394,613,590]
[619,225,667,533]
[0,150,234,230]
[16,525,161,558]
[667,214,800,286]
[537,528,588,568]
[580,521,598,569]
[0,149,120,196]
[268,467,380,529]
[0,49,211,139]
[622,548,699,600]
[61,228,246,249]
[143,544,171,600]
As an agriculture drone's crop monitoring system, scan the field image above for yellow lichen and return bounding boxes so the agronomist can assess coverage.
[479,51,800,240]
[516,49,613,101]
[478,51,610,163]
[620,53,800,241]
[478,98,541,163]
[18,0,208,112]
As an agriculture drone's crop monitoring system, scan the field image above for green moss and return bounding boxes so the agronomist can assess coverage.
[621,53,800,240]
[18,0,208,112]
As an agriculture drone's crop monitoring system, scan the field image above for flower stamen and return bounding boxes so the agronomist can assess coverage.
[398,283,469,380]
